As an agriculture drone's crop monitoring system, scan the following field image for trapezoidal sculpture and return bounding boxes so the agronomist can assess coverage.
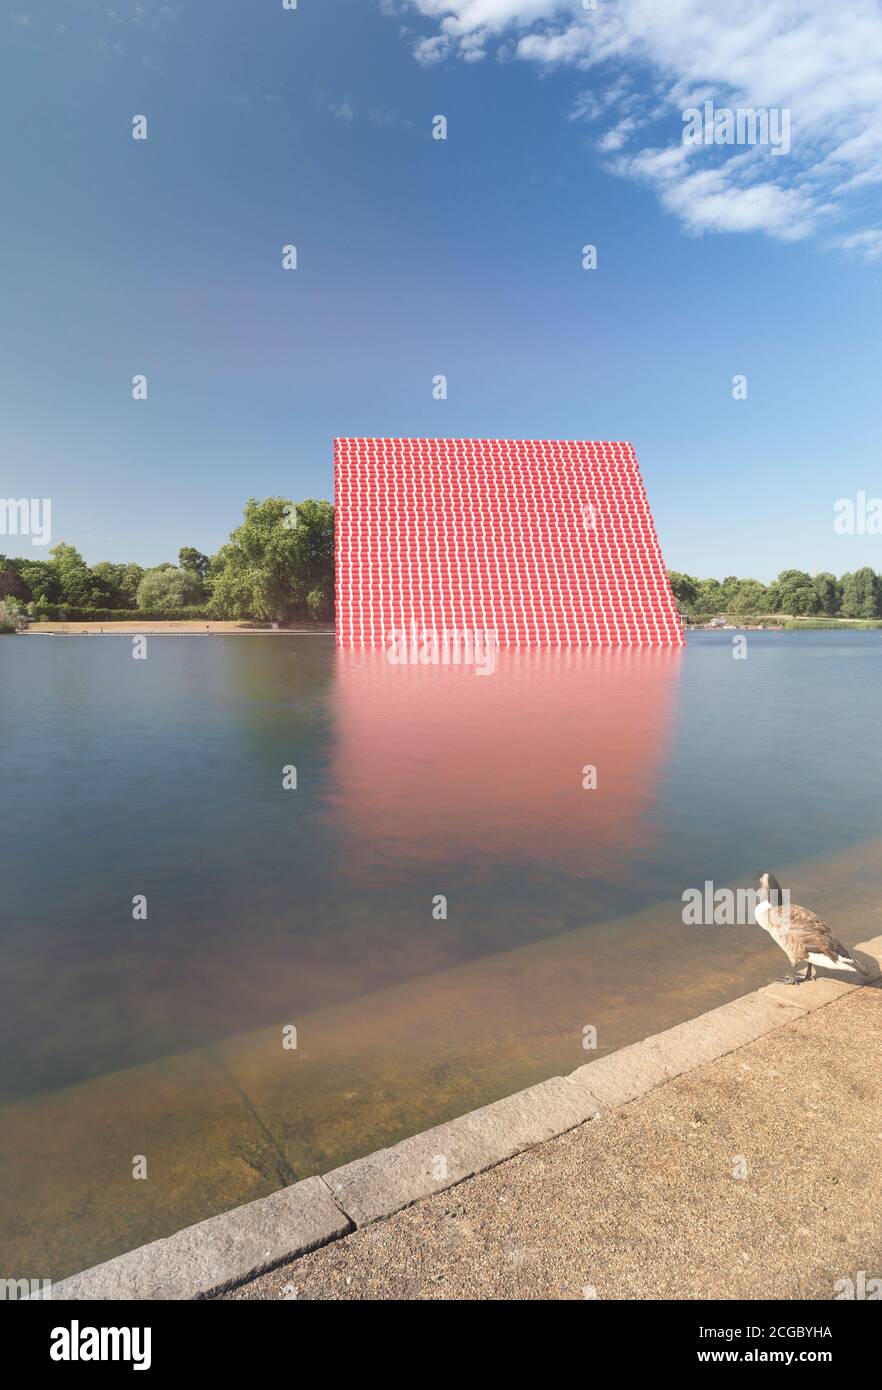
[335,438,683,647]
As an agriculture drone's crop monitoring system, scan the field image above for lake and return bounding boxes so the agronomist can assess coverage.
[2,630,882,1280]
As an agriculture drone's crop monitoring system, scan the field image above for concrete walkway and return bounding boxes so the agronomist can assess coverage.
[42,935,882,1301]
[228,974,882,1301]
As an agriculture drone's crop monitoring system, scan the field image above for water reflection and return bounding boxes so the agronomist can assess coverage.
[5,635,882,1283]
[327,645,682,879]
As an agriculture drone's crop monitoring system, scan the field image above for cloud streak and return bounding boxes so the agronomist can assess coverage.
[394,0,882,254]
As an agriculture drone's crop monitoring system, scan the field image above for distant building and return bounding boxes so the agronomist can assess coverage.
[335,438,683,647]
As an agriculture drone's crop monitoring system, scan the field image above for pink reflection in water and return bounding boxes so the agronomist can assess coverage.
[327,646,683,877]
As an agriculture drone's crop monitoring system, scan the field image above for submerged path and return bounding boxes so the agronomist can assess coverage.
[226,970,882,1301]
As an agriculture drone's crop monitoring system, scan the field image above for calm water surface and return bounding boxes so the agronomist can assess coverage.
[2,631,881,1277]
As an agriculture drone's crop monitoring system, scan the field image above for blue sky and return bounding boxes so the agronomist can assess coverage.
[1,0,881,580]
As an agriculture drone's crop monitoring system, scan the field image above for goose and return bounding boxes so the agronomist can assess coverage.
[754,871,868,985]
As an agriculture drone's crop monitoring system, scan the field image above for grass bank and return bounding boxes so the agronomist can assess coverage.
[688,613,882,630]
[781,617,882,630]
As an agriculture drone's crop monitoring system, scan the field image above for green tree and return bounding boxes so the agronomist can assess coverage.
[0,569,32,601]
[118,564,145,607]
[17,560,60,603]
[210,497,334,622]
[49,543,98,606]
[667,571,698,610]
[692,578,724,616]
[840,568,881,619]
[91,562,128,609]
[729,579,768,615]
[0,597,27,632]
[811,572,842,616]
[717,576,741,609]
[765,570,820,615]
[87,561,146,609]
[136,566,206,609]
[178,547,210,581]
[306,588,330,620]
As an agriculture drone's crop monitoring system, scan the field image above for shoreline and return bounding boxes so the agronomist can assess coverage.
[17,621,335,635]
[10,618,881,638]
[9,837,882,1289]
[34,932,882,1300]
[685,619,882,631]
[229,971,882,1302]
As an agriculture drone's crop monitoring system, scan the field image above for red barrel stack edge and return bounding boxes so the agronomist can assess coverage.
[335,438,684,647]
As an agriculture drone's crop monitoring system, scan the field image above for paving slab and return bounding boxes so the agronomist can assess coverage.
[40,935,882,1300]
[568,989,804,1108]
[853,936,882,977]
[227,981,882,1301]
[761,976,858,1009]
[324,1077,600,1227]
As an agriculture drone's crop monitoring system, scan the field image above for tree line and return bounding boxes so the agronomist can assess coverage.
[667,568,882,619]
[0,498,335,624]
[2,500,880,626]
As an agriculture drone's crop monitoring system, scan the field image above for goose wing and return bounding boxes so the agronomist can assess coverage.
[777,905,858,966]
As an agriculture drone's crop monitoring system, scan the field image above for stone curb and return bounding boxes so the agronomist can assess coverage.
[324,1075,602,1228]
[34,1176,350,1302]
[569,990,804,1109]
[37,935,882,1299]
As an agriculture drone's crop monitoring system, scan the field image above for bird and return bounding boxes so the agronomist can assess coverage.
[754,871,869,985]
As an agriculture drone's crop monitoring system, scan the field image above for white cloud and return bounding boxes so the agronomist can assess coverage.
[566,77,636,125]
[661,169,817,240]
[597,116,640,152]
[394,0,882,251]
[414,32,451,64]
[837,229,882,261]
